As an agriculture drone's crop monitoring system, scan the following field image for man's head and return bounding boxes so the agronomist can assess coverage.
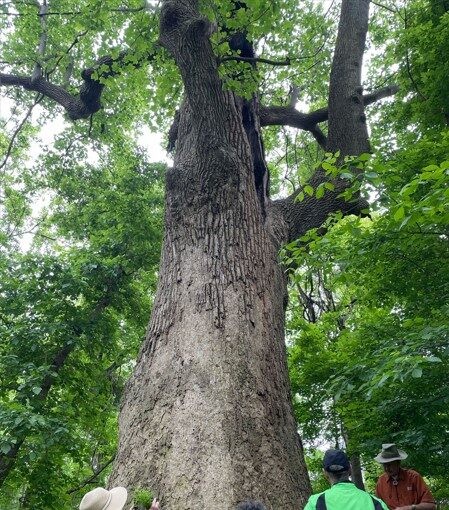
[374,443,407,477]
[322,449,351,484]
[236,501,267,510]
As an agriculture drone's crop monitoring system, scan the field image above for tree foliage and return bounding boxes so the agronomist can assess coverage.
[0,131,164,507]
[286,0,449,498]
[1,0,448,507]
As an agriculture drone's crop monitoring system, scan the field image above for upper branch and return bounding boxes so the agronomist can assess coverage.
[269,0,375,244]
[260,85,398,148]
[220,55,291,66]
[159,0,227,135]
[0,50,154,120]
[31,1,48,82]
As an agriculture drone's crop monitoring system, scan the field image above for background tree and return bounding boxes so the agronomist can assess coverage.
[0,135,165,509]
[286,0,449,504]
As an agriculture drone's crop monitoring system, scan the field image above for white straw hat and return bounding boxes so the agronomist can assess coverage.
[79,487,128,510]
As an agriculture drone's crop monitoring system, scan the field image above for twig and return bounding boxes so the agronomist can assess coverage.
[220,55,291,66]
[403,7,427,101]
[0,4,149,17]
[67,457,116,495]
[371,1,401,16]
[31,1,48,83]
[47,30,89,78]
[0,94,43,172]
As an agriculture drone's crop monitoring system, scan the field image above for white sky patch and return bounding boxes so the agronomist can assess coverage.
[0,91,168,252]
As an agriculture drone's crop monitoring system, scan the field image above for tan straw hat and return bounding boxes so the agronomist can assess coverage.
[374,443,408,463]
[79,487,128,510]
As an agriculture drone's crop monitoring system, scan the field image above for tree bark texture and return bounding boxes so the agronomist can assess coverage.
[109,2,310,509]
[109,1,374,508]
[327,0,371,155]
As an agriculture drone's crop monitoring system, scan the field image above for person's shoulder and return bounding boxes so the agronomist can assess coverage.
[377,472,388,482]
[304,490,328,508]
[404,468,424,479]
[303,493,318,509]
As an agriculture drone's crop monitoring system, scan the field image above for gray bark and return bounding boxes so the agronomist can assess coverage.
[110,1,375,508]
[108,3,310,509]
[327,0,371,155]
[350,453,365,491]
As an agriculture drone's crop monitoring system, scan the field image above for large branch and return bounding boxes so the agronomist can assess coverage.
[259,84,398,148]
[0,51,152,120]
[159,0,228,136]
[270,0,373,243]
[326,0,371,154]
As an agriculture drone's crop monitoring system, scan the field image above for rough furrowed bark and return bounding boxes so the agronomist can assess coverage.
[109,2,310,508]
[110,101,310,508]
[327,0,371,155]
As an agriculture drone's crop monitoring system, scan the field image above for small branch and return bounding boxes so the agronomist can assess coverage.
[372,1,402,16]
[0,4,149,17]
[31,1,49,82]
[47,30,89,78]
[404,44,427,101]
[403,7,427,101]
[67,456,116,495]
[0,94,43,172]
[220,55,291,66]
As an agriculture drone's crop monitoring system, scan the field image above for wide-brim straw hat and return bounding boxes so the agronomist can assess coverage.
[79,487,128,510]
[375,443,408,463]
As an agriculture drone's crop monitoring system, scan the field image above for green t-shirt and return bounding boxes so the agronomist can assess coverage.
[304,482,389,510]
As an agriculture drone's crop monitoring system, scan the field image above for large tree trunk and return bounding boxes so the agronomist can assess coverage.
[109,3,310,509]
[110,1,371,508]
[109,132,310,508]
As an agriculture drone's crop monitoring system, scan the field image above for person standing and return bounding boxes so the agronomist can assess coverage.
[304,449,388,510]
[374,443,436,510]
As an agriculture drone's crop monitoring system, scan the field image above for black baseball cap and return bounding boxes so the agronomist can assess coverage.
[323,449,350,473]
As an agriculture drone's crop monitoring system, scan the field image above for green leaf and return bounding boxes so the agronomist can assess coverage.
[411,367,423,378]
[394,206,405,221]
[304,185,314,196]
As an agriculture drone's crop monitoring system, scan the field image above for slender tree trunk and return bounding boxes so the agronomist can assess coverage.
[349,453,365,491]
[342,425,365,491]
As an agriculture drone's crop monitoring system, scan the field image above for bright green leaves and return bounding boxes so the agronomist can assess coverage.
[285,137,449,489]
[393,205,405,221]
[0,134,165,508]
